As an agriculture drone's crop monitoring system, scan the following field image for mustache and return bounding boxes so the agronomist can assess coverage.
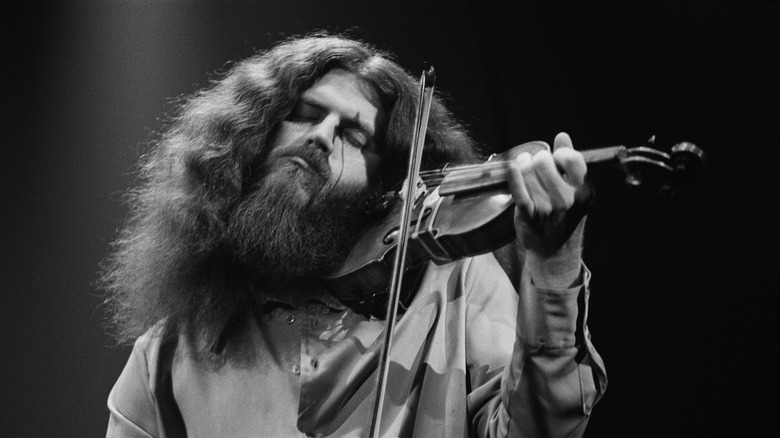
[271,143,331,181]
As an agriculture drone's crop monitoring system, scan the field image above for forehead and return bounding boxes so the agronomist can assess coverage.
[302,69,385,134]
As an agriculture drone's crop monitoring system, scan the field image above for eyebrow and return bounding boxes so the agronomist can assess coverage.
[300,96,376,136]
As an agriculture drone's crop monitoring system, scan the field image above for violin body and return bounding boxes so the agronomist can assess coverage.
[324,142,547,313]
[324,139,705,316]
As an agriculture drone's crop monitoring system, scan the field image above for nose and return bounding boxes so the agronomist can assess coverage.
[307,114,338,155]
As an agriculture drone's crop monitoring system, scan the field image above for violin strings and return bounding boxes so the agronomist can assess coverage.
[388,161,511,194]
[418,160,508,177]
[425,163,509,178]
[418,163,511,191]
[402,146,628,194]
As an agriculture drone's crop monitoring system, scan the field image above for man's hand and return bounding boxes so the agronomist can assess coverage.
[507,132,591,287]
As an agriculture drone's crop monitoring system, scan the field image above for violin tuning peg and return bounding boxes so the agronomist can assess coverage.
[670,141,707,186]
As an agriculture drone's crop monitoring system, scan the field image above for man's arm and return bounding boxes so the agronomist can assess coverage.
[483,132,606,436]
[503,254,606,437]
[464,251,606,438]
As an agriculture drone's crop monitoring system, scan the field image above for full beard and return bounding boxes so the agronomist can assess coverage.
[228,162,387,283]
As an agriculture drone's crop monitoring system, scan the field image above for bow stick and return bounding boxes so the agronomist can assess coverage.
[368,66,436,437]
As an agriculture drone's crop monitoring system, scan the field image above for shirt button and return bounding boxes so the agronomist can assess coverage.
[291,364,301,375]
[286,313,296,324]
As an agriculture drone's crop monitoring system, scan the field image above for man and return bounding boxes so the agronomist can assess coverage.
[101,34,606,438]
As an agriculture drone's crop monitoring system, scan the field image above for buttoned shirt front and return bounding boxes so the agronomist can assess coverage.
[106,254,606,437]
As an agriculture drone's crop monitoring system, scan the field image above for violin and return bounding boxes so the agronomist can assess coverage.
[324,138,706,317]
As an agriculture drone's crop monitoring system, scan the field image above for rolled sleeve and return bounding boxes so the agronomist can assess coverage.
[518,267,590,352]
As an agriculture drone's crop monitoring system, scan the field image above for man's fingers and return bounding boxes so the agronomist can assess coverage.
[533,150,571,208]
[552,132,587,187]
[508,152,535,218]
[553,132,574,151]
[554,147,587,187]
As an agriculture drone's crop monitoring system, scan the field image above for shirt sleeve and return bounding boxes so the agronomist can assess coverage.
[106,335,161,438]
[465,254,607,438]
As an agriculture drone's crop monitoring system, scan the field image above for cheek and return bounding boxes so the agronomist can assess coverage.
[364,153,383,184]
[268,123,297,152]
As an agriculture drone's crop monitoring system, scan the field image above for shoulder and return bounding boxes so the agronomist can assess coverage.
[124,324,181,387]
[107,326,182,437]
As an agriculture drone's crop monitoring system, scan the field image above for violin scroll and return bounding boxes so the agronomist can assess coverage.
[616,140,706,196]
[671,141,707,186]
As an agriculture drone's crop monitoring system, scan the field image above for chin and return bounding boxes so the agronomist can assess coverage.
[271,164,325,205]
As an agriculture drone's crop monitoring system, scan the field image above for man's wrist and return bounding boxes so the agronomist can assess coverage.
[525,219,585,289]
[525,248,583,289]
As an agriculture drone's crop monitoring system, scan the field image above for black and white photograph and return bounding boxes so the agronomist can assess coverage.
[2,1,777,437]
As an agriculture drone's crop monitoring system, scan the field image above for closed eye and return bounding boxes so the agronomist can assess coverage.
[287,102,322,122]
[343,128,369,149]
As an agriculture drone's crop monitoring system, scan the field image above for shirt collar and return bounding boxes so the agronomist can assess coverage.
[255,289,348,314]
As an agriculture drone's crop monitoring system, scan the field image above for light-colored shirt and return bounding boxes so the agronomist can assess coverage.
[106,253,606,437]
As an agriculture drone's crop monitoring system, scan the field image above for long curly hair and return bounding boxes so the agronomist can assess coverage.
[99,32,481,361]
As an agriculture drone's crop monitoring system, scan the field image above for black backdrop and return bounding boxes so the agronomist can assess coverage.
[2,1,778,437]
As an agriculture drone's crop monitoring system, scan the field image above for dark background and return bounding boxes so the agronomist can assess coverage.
[2,1,777,436]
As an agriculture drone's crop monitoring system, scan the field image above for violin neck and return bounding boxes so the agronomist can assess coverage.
[434,145,627,196]
[582,145,627,165]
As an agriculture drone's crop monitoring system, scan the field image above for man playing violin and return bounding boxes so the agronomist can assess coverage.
[101,33,606,438]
